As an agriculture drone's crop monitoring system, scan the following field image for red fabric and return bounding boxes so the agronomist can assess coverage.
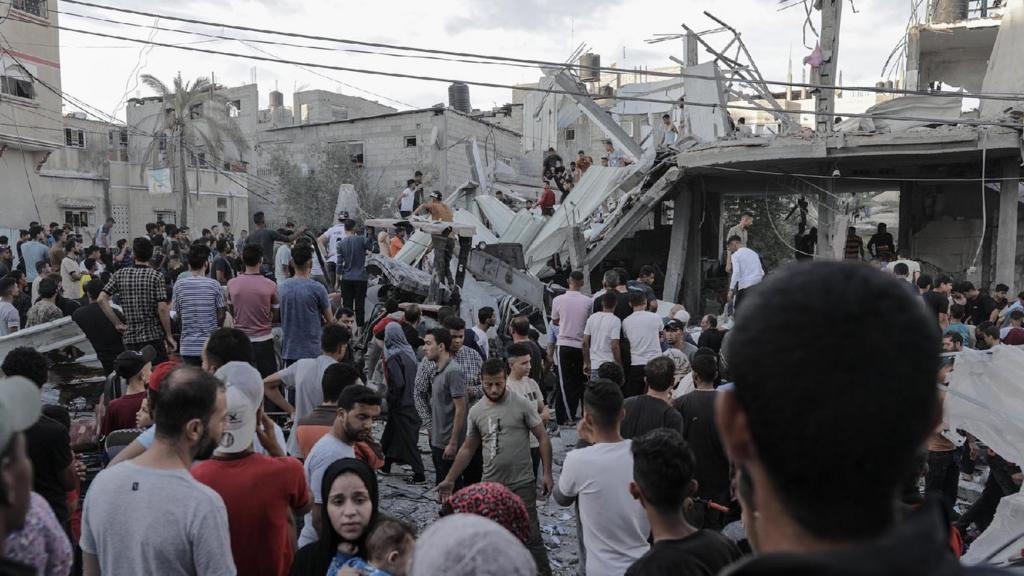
[149,357,181,392]
[101,391,146,436]
[538,186,556,209]
[949,524,963,557]
[389,237,404,257]
[1003,327,1024,345]
[192,454,309,576]
[372,316,398,339]
[445,482,530,543]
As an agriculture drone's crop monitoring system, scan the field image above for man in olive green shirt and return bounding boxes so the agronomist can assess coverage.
[437,358,553,576]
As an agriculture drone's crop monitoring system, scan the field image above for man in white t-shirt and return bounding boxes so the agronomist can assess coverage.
[472,306,495,359]
[886,249,921,284]
[398,179,417,218]
[583,291,622,380]
[621,290,664,398]
[554,378,650,575]
[317,214,348,288]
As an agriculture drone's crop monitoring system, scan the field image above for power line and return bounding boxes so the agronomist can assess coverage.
[54,0,1024,103]
[42,24,1024,128]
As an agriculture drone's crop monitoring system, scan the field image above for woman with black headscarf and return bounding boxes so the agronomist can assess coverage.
[292,458,379,576]
[380,323,426,483]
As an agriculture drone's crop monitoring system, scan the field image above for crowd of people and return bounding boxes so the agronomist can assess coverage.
[0,197,1020,576]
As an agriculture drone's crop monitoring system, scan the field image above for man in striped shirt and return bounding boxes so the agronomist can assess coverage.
[171,244,225,366]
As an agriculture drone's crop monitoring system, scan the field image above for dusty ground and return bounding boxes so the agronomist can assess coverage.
[375,421,583,576]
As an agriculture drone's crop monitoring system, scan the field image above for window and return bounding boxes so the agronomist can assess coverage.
[64,211,90,229]
[217,211,227,223]
[188,150,208,168]
[155,211,176,225]
[300,103,309,123]
[65,128,85,148]
[348,142,364,166]
[1,65,35,100]
[404,136,417,148]
[620,120,634,136]
[216,197,227,208]
[565,128,576,141]
[227,100,241,118]
[189,104,202,119]
[158,133,168,152]
[119,129,128,146]
[12,0,46,18]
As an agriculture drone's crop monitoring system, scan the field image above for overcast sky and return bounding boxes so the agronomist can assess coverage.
[55,0,915,122]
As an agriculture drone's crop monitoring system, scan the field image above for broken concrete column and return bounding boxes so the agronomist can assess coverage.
[930,0,969,24]
[817,182,839,259]
[898,182,916,255]
[664,181,692,304]
[996,159,1020,290]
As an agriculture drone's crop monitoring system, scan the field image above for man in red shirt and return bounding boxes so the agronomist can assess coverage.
[538,181,556,216]
[100,346,155,436]
[192,387,311,576]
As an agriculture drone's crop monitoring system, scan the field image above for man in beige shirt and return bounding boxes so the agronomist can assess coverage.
[60,238,84,300]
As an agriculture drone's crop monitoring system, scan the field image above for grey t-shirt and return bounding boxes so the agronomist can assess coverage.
[80,461,235,576]
[429,360,467,449]
[0,301,19,336]
[298,432,356,547]
[278,355,337,456]
[246,227,289,270]
[467,391,541,490]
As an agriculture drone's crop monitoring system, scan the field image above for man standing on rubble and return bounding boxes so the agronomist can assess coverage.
[605,140,631,167]
[727,235,764,315]
[551,270,592,424]
[542,147,563,179]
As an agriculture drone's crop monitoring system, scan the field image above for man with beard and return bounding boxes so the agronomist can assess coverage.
[80,366,235,575]
[297,385,381,547]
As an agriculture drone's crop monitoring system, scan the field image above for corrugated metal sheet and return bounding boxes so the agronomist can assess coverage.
[608,78,685,116]
[502,212,547,249]
[526,165,640,272]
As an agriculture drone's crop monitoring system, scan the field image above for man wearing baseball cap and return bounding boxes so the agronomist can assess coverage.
[0,375,42,575]
[101,346,155,435]
[413,190,453,222]
[192,387,311,576]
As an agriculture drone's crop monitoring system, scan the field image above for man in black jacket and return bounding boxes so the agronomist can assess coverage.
[717,262,1006,575]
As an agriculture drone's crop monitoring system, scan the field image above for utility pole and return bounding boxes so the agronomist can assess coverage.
[813,0,843,134]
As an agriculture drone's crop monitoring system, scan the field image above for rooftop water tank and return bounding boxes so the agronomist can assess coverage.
[579,53,601,83]
[448,82,471,113]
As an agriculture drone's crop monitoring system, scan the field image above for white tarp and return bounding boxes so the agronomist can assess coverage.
[947,346,1024,466]
[980,0,1024,118]
[947,346,1024,566]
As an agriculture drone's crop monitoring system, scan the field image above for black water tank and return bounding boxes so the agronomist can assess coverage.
[448,82,471,113]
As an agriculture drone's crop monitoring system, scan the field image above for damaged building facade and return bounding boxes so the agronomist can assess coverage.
[480,1,1024,318]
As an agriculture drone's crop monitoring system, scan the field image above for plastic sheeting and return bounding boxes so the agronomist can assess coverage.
[946,346,1024,466]
[947,346,1024,566]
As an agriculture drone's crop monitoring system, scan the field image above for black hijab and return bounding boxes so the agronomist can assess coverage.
[291,458,380,576]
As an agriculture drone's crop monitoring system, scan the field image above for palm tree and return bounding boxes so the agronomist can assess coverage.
[137,73,248,228]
